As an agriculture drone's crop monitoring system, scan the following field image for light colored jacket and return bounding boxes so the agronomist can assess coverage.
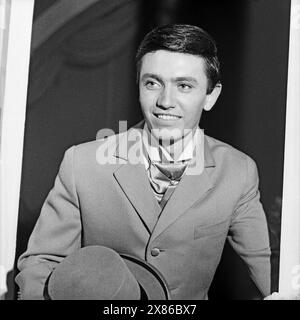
[16,123,271,300]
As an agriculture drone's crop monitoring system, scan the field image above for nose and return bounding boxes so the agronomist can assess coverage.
[157,86,175,110]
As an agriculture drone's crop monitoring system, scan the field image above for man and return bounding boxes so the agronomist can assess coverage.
[16,24,271,300]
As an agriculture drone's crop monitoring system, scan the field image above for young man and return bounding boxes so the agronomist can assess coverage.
[16,24,271,300]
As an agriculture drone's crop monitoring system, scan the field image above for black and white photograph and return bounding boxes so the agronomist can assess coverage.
[1,0,300,308]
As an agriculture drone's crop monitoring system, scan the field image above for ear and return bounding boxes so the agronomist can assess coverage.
[204,83,222,111]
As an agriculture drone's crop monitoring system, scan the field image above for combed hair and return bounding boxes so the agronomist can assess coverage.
[136,24,221,94]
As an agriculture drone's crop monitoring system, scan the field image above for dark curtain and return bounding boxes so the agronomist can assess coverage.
[15,0,143,295]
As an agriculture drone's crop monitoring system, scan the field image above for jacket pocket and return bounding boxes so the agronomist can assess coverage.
[194,219,230,239]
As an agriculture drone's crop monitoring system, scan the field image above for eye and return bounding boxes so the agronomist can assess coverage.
[178,83,193,92]
[144,80,160,90]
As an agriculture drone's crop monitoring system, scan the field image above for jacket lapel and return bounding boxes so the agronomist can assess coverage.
[151,135,216,241]
[113,126,161,234]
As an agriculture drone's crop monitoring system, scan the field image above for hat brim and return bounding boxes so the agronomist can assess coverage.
[121,253,171,300]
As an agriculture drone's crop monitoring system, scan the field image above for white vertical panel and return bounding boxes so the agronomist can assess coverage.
[0,0,34,299]
[0,0,10,117]
[279,0,300,295]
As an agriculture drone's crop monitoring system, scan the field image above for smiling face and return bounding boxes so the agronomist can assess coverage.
[139,50,221,144]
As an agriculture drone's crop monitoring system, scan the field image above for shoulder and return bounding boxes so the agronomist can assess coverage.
[205,134,256,166]
[70,131,125,156]
[204,135,261,207]
[204,134,259,182]
[60,131,125,170]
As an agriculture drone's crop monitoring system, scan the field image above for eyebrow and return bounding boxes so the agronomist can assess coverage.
[175,77,198,85]
[141,73,199,85]
[141,73,163,84]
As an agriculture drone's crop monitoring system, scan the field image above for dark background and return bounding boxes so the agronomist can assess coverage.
[9,0,290,299]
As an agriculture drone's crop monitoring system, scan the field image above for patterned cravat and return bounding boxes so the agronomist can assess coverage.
[148,159,188,210]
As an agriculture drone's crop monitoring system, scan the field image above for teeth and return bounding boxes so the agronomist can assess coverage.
[157,114,180,120]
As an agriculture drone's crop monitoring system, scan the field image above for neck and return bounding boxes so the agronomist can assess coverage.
[145,125,197,161]
[161,131,194,161]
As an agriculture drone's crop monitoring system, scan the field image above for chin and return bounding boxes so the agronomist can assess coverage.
[147,121,186,142]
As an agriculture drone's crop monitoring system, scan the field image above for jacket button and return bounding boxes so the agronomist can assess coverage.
[151,248,160,257]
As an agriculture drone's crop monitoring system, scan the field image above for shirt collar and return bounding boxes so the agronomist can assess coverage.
[142,123,203,166]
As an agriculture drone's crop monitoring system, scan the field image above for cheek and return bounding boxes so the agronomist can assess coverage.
[139,96,149,114]
[139,89,155,111]
[182,100,205,124]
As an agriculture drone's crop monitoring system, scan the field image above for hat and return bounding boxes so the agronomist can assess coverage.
[45,246,170,300]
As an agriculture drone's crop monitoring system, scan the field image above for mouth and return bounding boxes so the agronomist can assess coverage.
[154,113,182,121]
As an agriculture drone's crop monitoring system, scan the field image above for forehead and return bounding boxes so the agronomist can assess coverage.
[140,50,207,80]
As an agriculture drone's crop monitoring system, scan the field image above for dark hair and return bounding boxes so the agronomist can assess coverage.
[136,24,221,94]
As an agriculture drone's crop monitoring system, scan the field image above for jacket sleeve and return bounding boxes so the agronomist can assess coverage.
[227,156,271,298]
[15,146,82,299]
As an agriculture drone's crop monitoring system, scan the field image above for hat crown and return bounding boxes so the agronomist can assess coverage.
[48,246,140,300]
